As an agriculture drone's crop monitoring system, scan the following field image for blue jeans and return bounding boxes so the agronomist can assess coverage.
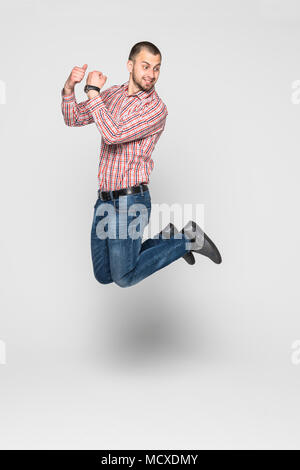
[90,185,191,288]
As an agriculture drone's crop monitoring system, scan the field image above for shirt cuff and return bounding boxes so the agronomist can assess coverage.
[85,93,106,113]
[61,88,75,101]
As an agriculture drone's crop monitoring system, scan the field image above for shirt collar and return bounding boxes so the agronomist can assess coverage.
[121,80,155,100]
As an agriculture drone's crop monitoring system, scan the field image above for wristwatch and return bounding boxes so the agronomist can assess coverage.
[84,84,100,94]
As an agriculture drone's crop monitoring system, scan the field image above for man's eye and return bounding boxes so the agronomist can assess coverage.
[144,66,159,71]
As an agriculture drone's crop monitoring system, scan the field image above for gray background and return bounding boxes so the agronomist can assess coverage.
[1,0,300,450]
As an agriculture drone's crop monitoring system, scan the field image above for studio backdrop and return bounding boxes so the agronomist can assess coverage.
[0,0,300,450]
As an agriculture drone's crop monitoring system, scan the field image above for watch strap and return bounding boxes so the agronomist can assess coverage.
[84,84,100,93]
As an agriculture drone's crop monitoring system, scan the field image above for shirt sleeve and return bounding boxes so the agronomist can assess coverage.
[84,94,168,144]
[61,87,111,127]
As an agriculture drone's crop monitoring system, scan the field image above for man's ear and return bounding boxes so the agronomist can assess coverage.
[127,59,133,73]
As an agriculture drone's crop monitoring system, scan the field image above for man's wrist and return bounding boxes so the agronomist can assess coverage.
[87,90,100,100]
[63,85,74,96]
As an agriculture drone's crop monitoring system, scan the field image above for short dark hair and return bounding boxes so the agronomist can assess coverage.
[128,41,161,63]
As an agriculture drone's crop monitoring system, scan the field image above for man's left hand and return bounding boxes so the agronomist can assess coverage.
[86,70,107,99]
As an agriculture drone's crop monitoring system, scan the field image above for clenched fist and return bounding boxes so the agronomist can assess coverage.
[86,70,107,90]
[64,64,88,93]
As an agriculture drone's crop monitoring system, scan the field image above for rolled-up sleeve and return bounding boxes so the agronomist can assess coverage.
[84,94,168,145]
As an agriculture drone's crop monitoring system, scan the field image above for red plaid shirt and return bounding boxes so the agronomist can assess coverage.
[61,80,168,191]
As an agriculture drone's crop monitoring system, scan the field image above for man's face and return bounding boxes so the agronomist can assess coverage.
[127,49,161,91]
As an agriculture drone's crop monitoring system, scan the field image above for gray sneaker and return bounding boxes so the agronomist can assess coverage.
[180,220,222,264]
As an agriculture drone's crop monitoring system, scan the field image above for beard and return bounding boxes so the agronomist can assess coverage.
[132,70,154,91]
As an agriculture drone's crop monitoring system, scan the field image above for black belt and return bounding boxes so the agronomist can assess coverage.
[97,183,149,201]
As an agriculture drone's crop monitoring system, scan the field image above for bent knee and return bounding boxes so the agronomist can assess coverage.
[113,277,130,288]
[94,273,113,285]
[113,273,136,288]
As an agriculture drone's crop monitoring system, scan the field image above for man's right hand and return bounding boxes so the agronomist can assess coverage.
[63,64,88,95]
